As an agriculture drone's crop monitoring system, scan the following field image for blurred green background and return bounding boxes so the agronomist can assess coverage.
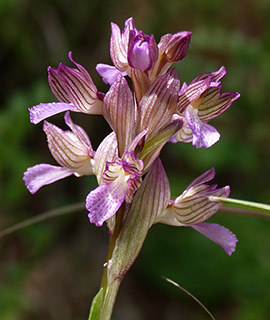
[0,0,270,319]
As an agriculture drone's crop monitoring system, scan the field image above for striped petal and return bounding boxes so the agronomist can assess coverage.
[110,18,136,72]
[148,31,191,81]
[177,77,211,113]
[57,53,102,114]
[158,168,230,226]
[23,164,73,194]
[103,75,135,156]
[48,66,70,103]
[191,223,238,256]
[164,31,192,62]
[94,132,118,185]
[43,117,94,176]
[64,112,94,155]
[137,69,180,139]
[198,87,240,121]
[190,66,226,84]
[184,168,215,190]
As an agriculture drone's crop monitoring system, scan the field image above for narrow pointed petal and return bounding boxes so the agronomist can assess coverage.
[137,69,180,139]
[23,164,73,194]
[57,54,102,114]
[122,17,137,47]
[48,67,70,103]
[191,222,238,256]
[198,88,240,121]
[103,75,135,156]
[177,77,211,113]
[170,185,230,225]
[96,63,127,85]
[157,168,230,226]
[185,168,215,190]
[185,106,220,148]
[190,66,226,84]
[110,22,129,71]
[94,132,118,184]
[29,102,78,124]
[86,173,128,227]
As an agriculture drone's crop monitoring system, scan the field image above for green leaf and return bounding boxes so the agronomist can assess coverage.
[109,158,170,278]
[209,197,270,214]
[88,288,103,320]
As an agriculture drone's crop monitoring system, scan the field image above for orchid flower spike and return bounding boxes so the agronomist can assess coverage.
[175,67,240,148]
[29,52,103,124]
[24,17,241,265]
[23,112,95,193]
[157,168,238,255]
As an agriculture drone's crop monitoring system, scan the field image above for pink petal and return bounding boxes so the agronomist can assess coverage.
[96,63,127,85]
[86,176,128,227]
[190,66,226,84]
[186,168,215,190]
[58,63,101,114]
[103,75,135,156]
[23,164,74,194]
[137,69,180,139]
[94,132,118,184]
[191,222,238,256]
[29,102,78,124]
[185,106,220,148]
[48,66,70,103]
[177,77,211,113]
[165,31,192,62]
[64,112,94,154]
[110,22,128,71]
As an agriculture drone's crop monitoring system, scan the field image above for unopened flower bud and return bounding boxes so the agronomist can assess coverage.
[128,31,158,71]
[165,31,192,62]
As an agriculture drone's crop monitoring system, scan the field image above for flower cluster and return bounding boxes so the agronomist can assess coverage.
[24,17,239,255]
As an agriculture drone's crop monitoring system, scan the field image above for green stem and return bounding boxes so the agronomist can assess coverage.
[100,277,122,320]
[0,202,85,238]
[209,196,270,214]
[93,204,126,320]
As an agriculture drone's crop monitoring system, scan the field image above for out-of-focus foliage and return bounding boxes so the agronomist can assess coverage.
[0,0,269,319]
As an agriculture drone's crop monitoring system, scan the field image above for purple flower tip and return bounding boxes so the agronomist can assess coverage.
[128,31,158,71]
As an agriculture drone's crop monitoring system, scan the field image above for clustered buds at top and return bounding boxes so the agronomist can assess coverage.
[24,17,240,255]
[97,17,191,85]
